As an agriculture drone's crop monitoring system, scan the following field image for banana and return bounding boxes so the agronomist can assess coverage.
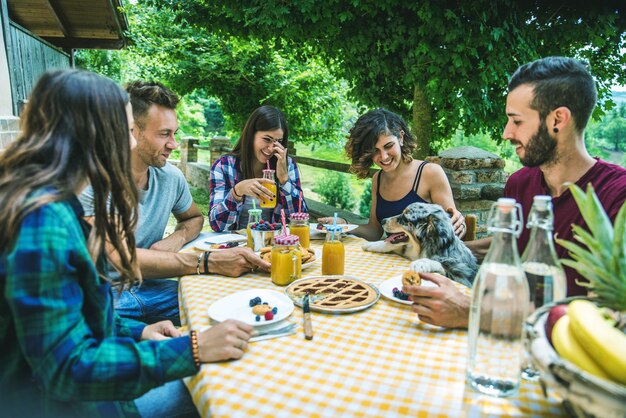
[568,299,626,385]
[551,315,611,380]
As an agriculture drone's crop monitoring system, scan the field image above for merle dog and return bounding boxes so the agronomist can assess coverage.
[362,202,477,287]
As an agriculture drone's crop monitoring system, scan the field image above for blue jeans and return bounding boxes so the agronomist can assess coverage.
[135,380,200,418]
[115,279,180,326]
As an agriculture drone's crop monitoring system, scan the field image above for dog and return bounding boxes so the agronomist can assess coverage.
[362,202,478,287]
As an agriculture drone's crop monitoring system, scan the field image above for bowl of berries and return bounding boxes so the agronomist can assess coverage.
[249,220,283,251]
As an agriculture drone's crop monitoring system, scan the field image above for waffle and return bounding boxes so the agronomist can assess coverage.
[287,277,378,311]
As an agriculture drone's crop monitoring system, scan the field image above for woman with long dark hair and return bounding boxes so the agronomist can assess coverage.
[209,105,307,231]
[0,69,253,417]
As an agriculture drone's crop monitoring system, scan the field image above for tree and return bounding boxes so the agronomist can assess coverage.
[587,103,626,152]
[152,0,626,157]
[77,2,358,144]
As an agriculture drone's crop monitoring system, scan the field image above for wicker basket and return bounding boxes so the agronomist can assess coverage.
[525,297,626,418]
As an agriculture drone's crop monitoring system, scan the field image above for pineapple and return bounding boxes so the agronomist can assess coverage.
[556,184,626,314]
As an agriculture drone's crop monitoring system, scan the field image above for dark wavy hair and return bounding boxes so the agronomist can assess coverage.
[0,69,139,286]
[231,106,289,180]
[508,56,597,133]
[125,80,179,129]
[345,108,416,179]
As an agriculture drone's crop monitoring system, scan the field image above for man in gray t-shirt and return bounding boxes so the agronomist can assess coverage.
[80,81,269,326]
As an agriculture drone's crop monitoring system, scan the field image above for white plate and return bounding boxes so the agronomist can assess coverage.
[378,275,437,305]
[310,223,359,237]
[303,248,322,270]
[207,289,295,326]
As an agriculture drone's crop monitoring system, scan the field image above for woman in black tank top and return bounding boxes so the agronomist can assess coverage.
[318,109,466,241]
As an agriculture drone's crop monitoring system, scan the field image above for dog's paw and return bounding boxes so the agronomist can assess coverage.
[410,259,446,275]
[362,240,388,253]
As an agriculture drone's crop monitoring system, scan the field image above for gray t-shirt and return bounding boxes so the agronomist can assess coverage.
[79,162,193,249]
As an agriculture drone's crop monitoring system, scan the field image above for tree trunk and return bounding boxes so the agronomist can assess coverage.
[411,84,432,160]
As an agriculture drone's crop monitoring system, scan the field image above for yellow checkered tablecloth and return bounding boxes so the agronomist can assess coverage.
[179,236,565,417]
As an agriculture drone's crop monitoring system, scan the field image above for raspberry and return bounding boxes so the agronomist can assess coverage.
[264,311,274,320]
[259,219,265,224]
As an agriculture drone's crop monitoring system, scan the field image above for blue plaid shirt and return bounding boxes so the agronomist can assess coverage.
[209,155,307,231]
[0,192,196,417]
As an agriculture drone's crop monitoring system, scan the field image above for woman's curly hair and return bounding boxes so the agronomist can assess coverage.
[345,108,416,179]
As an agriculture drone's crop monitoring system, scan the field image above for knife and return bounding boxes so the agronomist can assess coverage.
[303,293,314,340]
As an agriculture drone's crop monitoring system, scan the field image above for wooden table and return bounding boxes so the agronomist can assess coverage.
[179,236,565,417]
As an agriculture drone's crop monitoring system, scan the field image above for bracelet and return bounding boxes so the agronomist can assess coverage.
[232,184,242,199]
[196,253,202,275]
[190,330,200,370]
[203,251,210,274]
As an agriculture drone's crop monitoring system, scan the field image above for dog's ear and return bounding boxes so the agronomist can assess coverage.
[426,214,455,246]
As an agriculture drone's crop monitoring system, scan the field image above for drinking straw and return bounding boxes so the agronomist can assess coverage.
[281,209,287,235]
[332,212,338,242]
[266,160,270,171]
[298,191,303,213]
[252,199,256,210]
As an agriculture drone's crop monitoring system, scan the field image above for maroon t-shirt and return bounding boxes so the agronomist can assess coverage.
[504,159,626,296]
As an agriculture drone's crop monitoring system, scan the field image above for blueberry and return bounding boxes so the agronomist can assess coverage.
[263,302,268,305]
[272,307,278,314]
[255,315,261,321]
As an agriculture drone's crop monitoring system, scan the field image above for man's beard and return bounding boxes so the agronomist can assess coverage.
[520,122,557,167]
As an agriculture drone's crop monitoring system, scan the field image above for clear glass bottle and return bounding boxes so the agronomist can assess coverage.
[466,198,529,398]
[521,195,567,309]
[246,208,262,249]
[520,195,567,380]
[322,225,344,275]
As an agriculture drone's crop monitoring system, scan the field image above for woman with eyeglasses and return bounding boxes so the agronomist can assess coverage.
[209,105,307,232]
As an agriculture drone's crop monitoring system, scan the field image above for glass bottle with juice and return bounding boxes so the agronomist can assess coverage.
[322,225,344,275]
[260,169,277,209]
[289,212,310,248]
[271,234,302,286]
[246,208,262,249]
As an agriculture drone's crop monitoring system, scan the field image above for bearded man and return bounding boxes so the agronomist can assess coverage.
[402,57,626,329]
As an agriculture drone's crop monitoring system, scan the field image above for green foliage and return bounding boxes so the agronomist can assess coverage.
[313,172,356,211]
[586,103,626,152]
[155,0,626,157]
[358,179,372,218]
[103,2,358,145]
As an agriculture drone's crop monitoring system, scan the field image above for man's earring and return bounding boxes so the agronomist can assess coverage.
[553,127,559,133]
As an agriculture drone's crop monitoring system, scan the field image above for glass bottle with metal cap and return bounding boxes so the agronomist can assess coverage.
[466,198,529,397]
[520,195,567,380]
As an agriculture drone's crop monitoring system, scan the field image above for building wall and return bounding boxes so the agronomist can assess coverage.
[1,10,14,116]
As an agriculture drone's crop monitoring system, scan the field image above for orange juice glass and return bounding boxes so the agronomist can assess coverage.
[271,234,302,286]
[246,208,262,249]
[260,169,277,209]
[289,212,310,248]
[322,226,345,275]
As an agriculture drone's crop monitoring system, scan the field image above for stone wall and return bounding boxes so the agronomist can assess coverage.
[0,116,20,151]
[426,146,507,237]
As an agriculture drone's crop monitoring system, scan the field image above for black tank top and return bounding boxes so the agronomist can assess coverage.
[375,161,428,223]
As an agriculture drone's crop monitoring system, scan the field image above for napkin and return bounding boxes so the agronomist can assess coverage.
[182,231,246,251]
[250,321,297,343]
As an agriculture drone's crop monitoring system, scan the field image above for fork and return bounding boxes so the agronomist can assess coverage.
[253,323,297,337]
